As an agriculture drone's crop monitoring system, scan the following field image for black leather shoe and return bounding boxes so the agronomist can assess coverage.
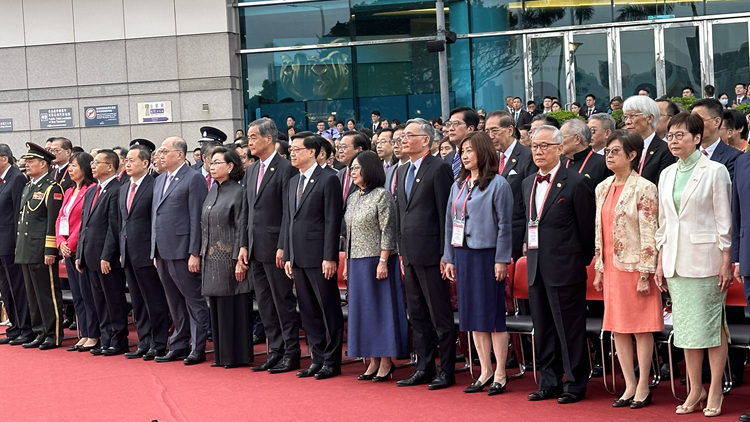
[21,335,44,348]
[487,381,507,396]
[428,372,455,390]
[124,348,149,359]
[629,392,651,409]
[90,347,105,356]
[143,348,166,361]
[0,337,14,345]
[268,357,300,374]
[396,370,436,387]
[296,363,323,378]
[528,389,560,401]
[39,339,60,350]
[62,318,73,329]
[464,376,493,393]
[557,392,584,404]
[103,346,129,356]
[612,395,634,408]
[78,340,101,352]
[183,350,206,365]
[66,344,80,352]
[252,353,282,372]
[68,321,77,330]
[253,334,266,345]
[9,335,35,346]
[314,365,341,379]
[739,412,750,422]
[154,348,190,363]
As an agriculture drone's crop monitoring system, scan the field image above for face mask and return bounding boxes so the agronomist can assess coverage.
[720,98,728,106]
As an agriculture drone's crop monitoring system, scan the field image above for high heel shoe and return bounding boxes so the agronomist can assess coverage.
[630,392,652,409]
[357,371,377,381]
[372,363,396,382]
[612,395,634,408]
[703,395,723,417]
[78,340,100,352]
[487,378,507,396]
[464,375,494,393]
[676,389,707,414]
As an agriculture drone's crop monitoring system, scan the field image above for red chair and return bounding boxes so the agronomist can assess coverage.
[505,257,535,382]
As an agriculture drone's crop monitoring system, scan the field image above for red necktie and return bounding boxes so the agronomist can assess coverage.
[206,173,213,189]
[256,162,265,194]
[702,149,709,156]
[342,169,351,201]
[90,185,101,210]
[126,183,136,212]
[498,154,506,174]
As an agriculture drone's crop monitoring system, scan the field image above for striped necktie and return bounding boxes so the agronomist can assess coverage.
[451,152,460,180]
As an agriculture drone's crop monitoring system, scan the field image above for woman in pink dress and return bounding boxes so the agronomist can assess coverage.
[593,130,662,409]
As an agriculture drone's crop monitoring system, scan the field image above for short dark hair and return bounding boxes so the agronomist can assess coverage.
[682,86,694,93]
[638,87,650,95]
[291,130,314,140]
[513,96,523,102]
[704,84,715,97]
[0,144,14,163]
[96,149,119,170]
[379,128,394,137]
[737,83,747,89]
[317,119,325,125]
[610,96,623,104]
[131,145,151,164]
[391,119,401,126]
[543,96,552,100]
[572,101,581,108]
[116,147,128,159]
[341,130,369,151]
[371,110,381,117]
[586,94,596,101]
[655,97,680,117]
[531,114,560,128]
[346,119,356,127]
[301,135,323,157]
[210,146,245,182]
[69,152,95,187]
[457,131,498,191]
[51,137,73,151]
[287,126,299,135]
[729,109,749,139]
[527,100,536,106]
[287,115,296,122]
[449,106,479,130]
[692,98,723,118]
[319,138,333,159]
[194,147,202,153]
[72,146,85,153]
[667,112,704,149]
[351,150,385,189]
[606,130,643,171]
[276,140,290,158]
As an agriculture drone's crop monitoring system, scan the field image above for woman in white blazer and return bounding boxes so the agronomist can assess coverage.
[654,113,732,417]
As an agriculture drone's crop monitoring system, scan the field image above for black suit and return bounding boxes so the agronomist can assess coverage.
[710,139,741,182]
[500,143,538,262]
[52,163,74,191]
[321,164,337,175]
[522,164,595,396]
[282,164,343,368]
[119,175,170,351]
[512,109,533,128]
[442,150,456,166]
[395,154,456,376]
[239,153,300,361]
[336,167,358,203]
[331,159,346,171]
[561,146,612,188]
[0,165,32,340]
[76,177,129,350]
[580,107,603,119]
[639,134,674,186]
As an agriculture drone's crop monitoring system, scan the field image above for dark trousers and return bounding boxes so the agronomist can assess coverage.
[124,257,170,351]
[21,262,63,343]
[292,265,343,367]
[88,267,129,349]
[64,257,99,338]
[252,259,300,360]
[528,267,589,395]
[0,255,32,339]
[155,254,209,351]
[403,263,456,376]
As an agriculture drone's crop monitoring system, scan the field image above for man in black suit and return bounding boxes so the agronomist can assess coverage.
[119,143,170,360]
[522,125,595,404]
[75,150,130,356]
[622,95,674,186]
[486,111,537,262]
[445,107,478,180]
[580,94,603,119]
[237,118,300,374]
[692,98,742,182]
[395,118,455,390]
[0,145,33,345]
[283,134,344,380]
[527,101,542,117]
[45,137,74,191]
[512,97,533,128]
[336,131,367,203]
[316,137,338,175]
[560,119,612,187]
[371,110,382,131]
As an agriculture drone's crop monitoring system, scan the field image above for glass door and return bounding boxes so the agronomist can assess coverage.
[662,23,703,98]
[570,30,611,111]
[711,20,750,104]
[527,33,568,108]
[619,27,657,99]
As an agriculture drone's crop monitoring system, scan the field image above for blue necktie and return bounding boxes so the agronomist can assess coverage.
[451,152,460,180]
[405,164,416,200]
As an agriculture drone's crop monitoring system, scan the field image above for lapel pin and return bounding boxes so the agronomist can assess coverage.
[310,179,314,183]
[557,183,562,187]
[175,177,179,180]
[415,178,420,183]
[649,151,654,155]
[270,167,275,171]
[512,158,517,163]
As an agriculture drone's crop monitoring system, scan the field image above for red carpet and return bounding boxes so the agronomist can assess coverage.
[2,326,748,421]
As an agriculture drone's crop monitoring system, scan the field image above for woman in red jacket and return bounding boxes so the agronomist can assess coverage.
[56,152,100,352]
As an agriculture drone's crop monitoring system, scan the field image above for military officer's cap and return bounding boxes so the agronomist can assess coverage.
[21,142,55,162]
[129,138,156,152]
[198,126,227,145]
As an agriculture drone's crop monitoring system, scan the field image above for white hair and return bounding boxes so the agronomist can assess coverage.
[623,96,660,129]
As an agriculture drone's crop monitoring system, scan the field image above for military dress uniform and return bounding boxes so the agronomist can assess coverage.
[15,143,65,348]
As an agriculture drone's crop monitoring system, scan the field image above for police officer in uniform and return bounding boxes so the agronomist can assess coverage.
[15,142,65,350]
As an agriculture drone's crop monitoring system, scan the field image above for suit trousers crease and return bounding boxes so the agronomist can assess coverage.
[87,268,129,349]
[0,255,32,338]
[21,263,63,343]
[124,256,170,350]
[292,266,343,367]
[403,263,456,376]
[64,257,100,338]
[251,259,300,358]
[528,266,589,395]
[155,254,209,351]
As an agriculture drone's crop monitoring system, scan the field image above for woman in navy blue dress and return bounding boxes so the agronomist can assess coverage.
[443,131,513,395]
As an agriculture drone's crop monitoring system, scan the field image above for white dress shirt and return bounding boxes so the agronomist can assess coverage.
[535,162,561,216]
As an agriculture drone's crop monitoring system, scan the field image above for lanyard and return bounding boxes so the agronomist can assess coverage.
[528,171,557,221]
[452,180,473,220]
[565,149,593,174]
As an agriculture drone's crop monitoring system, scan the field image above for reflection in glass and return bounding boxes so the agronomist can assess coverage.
[531,36,567,105]
[712,23,750,102]
[707,0,750,15]
[614,0,701,22]
[664,26,701,97]
[572,33,610,110]
[471,35,524,112]
[620,29,656,98]
[469,0,518,32]
[239,1,351,49]
[353,0,441,39]
[513,0,613,29]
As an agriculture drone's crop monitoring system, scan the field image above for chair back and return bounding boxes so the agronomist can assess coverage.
[726,275,747,307]
[512,257,529,300]
[337,251,346,290]
[59,260,68,280]
[585,258,603,301]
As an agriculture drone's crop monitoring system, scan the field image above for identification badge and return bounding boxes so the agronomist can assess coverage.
[451,219,465,247]
[59,216,69,237]
[527,220,539,249]
[33,192,44,200]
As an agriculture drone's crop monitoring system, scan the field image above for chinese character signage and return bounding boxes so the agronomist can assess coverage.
[137,101,172,124]
[0,119,11,132]
[40,108,74,129]
[84,105,119,127]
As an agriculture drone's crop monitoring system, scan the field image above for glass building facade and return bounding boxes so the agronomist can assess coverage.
[239,0,750,128]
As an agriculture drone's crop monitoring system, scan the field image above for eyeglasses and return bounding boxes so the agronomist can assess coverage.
[529,142,560,151]
[336,145,352,151]
[398,133,428,141]
[622,113,644,121]
[443,121,466,129]
[91,161,112,167]
[376,140,392,146]
[289,147,309,155]
[603,147,622,156]
[209,161,226,166]
[486,127,509,137]
[589,127,598,135]
[350,165,362,172]
[46,147,62,154]
[665,131,687,141]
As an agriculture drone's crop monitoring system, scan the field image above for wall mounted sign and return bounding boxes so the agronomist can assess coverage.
[40,108,74,129]
[137,101,172,124]
[84,105,119,127]
[0,119,12,132]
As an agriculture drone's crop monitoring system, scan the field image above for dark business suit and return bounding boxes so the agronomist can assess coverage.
[732,153,750,299]
[512,109,533,128]
[521,165,595,396]
[395,153,455,376]
[336,167,357,203]
[331,159,346,171]
[639,134,674,186]
[152,164,209,351]
[500,143,538,262]
[580,107,603,119]
[0,165,33,340]
[77,177,129,350]
[119,175,170,352]
[321,164,337,175]
[239,153,300,362]
[710,139,741,182]
[283,164,343,368]
[561,146,612,188]
[52,163,74,192]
